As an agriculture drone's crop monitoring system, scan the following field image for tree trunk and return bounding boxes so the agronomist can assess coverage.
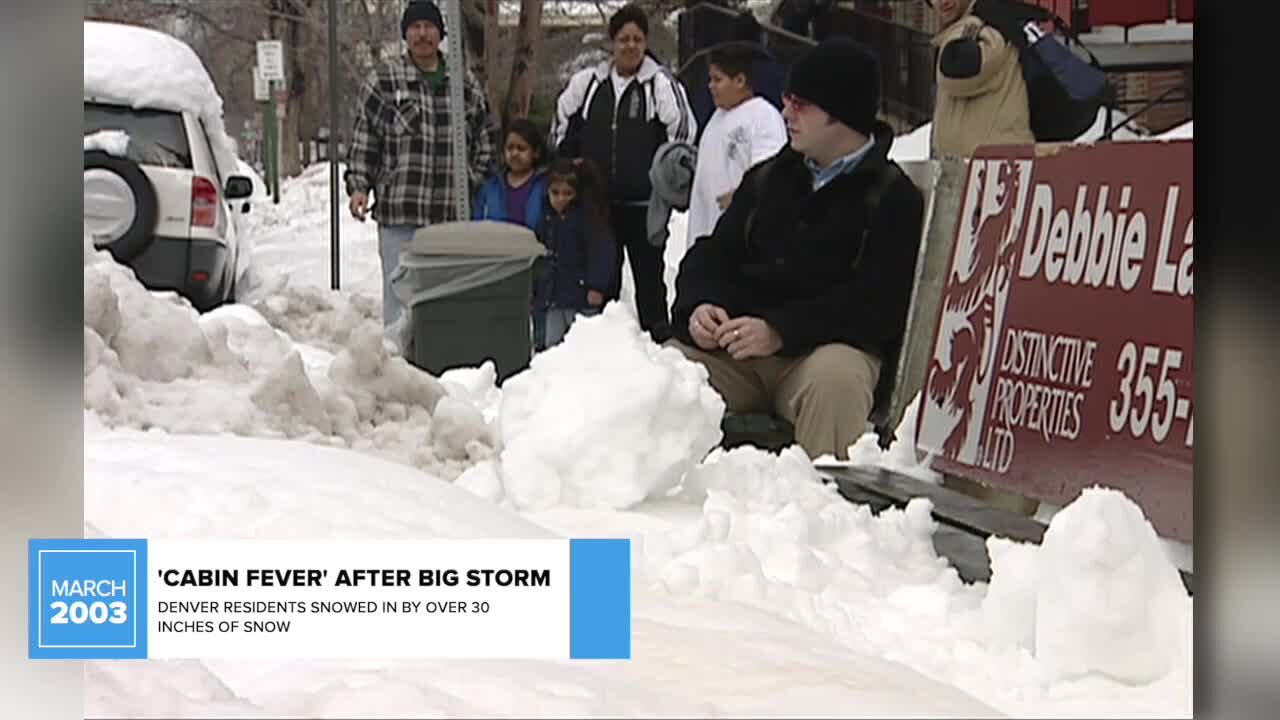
[502,0,543,125]
[270,0,317,177]
[483,0,501,114]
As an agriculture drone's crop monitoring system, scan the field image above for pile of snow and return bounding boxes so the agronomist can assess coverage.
[83,240,496,482]
[1159,121,1193,139]
[1028,488,1191,684]
[891,108,1149,163]
[241,162,383,306]
[463,303,725,511]
[84,20,239,181]
[85,421,1001,718]
[841,393,942,483]
[84,129,129,157]
[531,444,1192,717]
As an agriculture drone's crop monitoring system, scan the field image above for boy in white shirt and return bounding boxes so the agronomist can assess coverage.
[685,41,788,250]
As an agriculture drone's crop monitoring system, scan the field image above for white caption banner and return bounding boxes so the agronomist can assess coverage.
[147,540,569,659]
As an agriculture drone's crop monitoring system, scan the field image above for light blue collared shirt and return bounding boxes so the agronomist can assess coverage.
[805,134,877,191]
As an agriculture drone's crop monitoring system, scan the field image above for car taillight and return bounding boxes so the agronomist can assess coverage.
[191,176,219,228]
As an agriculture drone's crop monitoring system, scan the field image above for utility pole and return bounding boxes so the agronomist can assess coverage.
[445,0,469,220]
[328,0,341,290]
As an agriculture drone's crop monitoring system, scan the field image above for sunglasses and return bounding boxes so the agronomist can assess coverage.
[782,93,814,111]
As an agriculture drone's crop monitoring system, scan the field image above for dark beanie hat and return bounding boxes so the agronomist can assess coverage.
[785,37,880,134]
[402,1,446,39]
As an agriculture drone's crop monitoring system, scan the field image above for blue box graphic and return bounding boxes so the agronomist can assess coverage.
[569,538,631,659]
[29,539,148,659]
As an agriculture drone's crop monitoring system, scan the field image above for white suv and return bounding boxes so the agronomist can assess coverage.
[83,20,254,312]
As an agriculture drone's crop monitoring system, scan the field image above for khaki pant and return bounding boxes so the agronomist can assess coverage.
[669,340,880,461]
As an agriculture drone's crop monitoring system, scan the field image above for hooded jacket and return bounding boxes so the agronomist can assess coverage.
[550,54,697,204]
[930,1,1034,159]
[472,170,549,229]
[671,120,925,361]
[532,203,619,311]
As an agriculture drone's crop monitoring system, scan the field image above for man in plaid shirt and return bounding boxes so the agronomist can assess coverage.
[344,0,497,330]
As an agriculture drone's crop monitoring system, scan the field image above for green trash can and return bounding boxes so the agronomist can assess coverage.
[391,220,547,383]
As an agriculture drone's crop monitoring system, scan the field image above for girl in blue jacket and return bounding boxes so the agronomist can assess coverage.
[533,157,618,350]
[473,118,549,228]
[474,118,551,345]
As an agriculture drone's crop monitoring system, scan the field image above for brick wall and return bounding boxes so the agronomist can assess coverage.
[1110,68,1192,134]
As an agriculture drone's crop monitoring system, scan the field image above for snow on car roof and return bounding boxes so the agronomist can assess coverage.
[84,20,240,179]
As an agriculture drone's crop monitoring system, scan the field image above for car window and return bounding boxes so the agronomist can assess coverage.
[84,101,192,169]
[197,118,224,184]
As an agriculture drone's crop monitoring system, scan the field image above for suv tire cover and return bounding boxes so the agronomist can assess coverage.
[84,149,159,264]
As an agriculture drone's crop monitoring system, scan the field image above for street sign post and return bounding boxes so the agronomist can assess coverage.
[256,40,285,81]
[265,92,279,204]
[257,40,285,205]
[327,0,341,290]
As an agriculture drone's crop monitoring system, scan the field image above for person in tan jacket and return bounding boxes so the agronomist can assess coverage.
[929,1,1041,516]
[929,0,1034,159]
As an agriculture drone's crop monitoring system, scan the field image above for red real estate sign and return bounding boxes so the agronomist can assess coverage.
[914,141,1193,542]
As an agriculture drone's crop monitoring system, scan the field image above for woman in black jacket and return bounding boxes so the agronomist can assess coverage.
[550,3,698,343]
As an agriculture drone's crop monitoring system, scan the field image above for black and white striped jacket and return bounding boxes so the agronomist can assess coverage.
[551,55,697,205]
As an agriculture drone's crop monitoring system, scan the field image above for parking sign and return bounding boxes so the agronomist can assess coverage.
[257,40,284,82]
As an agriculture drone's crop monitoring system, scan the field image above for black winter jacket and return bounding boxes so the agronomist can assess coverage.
[671,122,925,361]
[532,204,618,311]
[551,56,698,205]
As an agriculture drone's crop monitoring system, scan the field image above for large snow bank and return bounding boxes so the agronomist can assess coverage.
[83,239,496,482]
[534,445,1193,717]
[84,416,549,541]
[85,422,1002,718]
[479,303,725,511]
[83,20,239,180]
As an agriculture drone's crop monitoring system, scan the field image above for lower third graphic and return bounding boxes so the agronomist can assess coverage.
[29,538,148,659]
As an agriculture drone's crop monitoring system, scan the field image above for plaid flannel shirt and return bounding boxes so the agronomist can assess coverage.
[345,53,497,227]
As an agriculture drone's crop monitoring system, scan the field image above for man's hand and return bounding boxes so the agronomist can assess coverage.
[716,191,734,210]
[689,302,730,351]
[715,316,783,360]
[349,191,369,221]
[587,289,605,307]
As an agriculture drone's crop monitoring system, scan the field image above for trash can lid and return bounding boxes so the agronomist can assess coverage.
[406,220,547,258]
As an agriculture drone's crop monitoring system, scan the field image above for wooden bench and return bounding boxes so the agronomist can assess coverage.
[720,412,796,453]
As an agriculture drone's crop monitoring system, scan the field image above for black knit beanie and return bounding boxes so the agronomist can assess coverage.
[785,37,880,134]
[402,1,446,39]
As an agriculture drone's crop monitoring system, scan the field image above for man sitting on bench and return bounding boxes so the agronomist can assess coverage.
[668,38,925,461]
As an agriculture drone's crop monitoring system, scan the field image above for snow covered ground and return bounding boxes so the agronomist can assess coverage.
[889,109,1152,163]
[81,143,1193,717]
